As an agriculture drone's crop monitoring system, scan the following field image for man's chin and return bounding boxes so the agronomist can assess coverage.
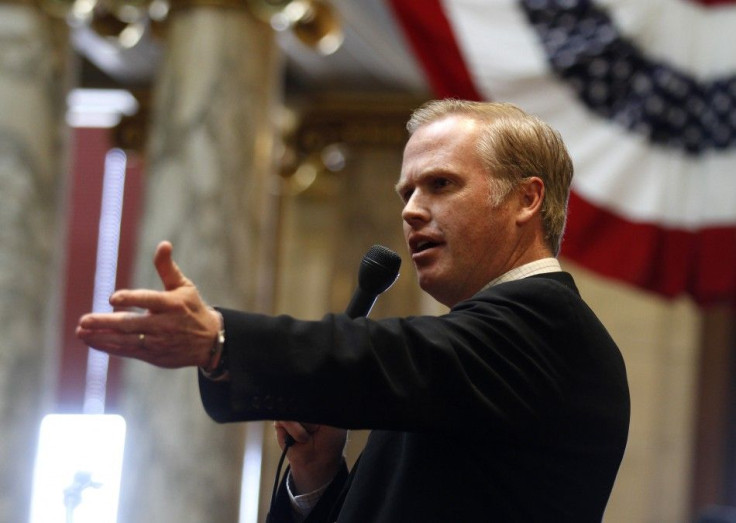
[417,273,443,299]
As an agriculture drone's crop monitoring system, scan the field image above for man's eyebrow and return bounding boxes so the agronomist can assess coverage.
[395,171,438,195]
[394,176,413,193]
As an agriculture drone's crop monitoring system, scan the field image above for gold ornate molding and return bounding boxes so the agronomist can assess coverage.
[35,0,73,18]
[278,94,427,196]
[113,89,150,152]
[167,0,249,12]
[292,95,425,151]
[243,0,289,21]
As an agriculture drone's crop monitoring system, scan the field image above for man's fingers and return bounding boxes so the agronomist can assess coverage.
[77,323,203,369]
[275,421,312,444]
[154,241,191,291]
[105,243,197,311]
[78,311,147,333]
[76,327,147,354]
[109,289,170,312]
[301,423,320,434]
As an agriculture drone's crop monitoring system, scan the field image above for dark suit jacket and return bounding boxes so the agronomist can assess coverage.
[199,272,630,522]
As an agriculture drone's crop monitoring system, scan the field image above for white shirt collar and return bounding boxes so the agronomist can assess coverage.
[481,258,562,291]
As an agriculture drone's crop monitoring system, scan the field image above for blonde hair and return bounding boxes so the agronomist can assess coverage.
[407,100,574,256]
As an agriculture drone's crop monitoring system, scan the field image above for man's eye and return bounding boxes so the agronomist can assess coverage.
[433,178,450,189]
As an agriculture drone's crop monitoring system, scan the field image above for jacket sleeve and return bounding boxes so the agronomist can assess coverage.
[199,278,581,436]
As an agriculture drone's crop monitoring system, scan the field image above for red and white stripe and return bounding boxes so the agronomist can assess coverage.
[388,0,736,304]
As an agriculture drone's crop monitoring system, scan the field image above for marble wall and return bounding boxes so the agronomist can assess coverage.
[0,6,68,523]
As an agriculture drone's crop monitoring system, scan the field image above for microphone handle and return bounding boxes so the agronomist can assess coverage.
[345,289,378,319]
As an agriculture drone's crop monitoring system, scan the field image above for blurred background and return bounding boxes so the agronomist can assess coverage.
[2,0,735,521]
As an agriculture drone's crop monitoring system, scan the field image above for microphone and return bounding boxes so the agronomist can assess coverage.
[345,245,402,319]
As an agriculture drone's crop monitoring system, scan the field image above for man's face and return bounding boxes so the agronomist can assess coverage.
[396,115,521,307]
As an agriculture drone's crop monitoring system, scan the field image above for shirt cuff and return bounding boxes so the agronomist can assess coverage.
[286,471,331,521]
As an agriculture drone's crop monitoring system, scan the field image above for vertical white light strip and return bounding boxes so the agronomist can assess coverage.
[83,148,127,415]
[239,422,264,523]
[30,147,128,523]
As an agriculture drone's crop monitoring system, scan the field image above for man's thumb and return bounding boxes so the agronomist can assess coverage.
[154,241,190,290]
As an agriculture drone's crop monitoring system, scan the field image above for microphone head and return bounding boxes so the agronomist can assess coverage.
[358,245,402,295]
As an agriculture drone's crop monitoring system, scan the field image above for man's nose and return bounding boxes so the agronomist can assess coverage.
[402,192,429,225]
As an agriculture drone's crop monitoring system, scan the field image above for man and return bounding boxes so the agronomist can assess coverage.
[77,100,630,521]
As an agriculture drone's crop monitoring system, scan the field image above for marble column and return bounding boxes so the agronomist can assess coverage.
[117,4,282,523]
[0,3,69,522]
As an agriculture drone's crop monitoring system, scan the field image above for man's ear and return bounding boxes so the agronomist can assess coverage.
[516,176,545,225]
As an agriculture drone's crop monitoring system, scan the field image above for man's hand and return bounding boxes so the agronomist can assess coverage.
[76,241,221,368]
[275,421,348,494]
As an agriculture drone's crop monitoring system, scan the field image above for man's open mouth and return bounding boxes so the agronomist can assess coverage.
[412,239,442,255]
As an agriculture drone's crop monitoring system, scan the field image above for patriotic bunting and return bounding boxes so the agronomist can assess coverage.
[388,0,736,304]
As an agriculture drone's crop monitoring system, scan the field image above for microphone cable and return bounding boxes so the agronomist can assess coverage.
[267,433,295,522]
